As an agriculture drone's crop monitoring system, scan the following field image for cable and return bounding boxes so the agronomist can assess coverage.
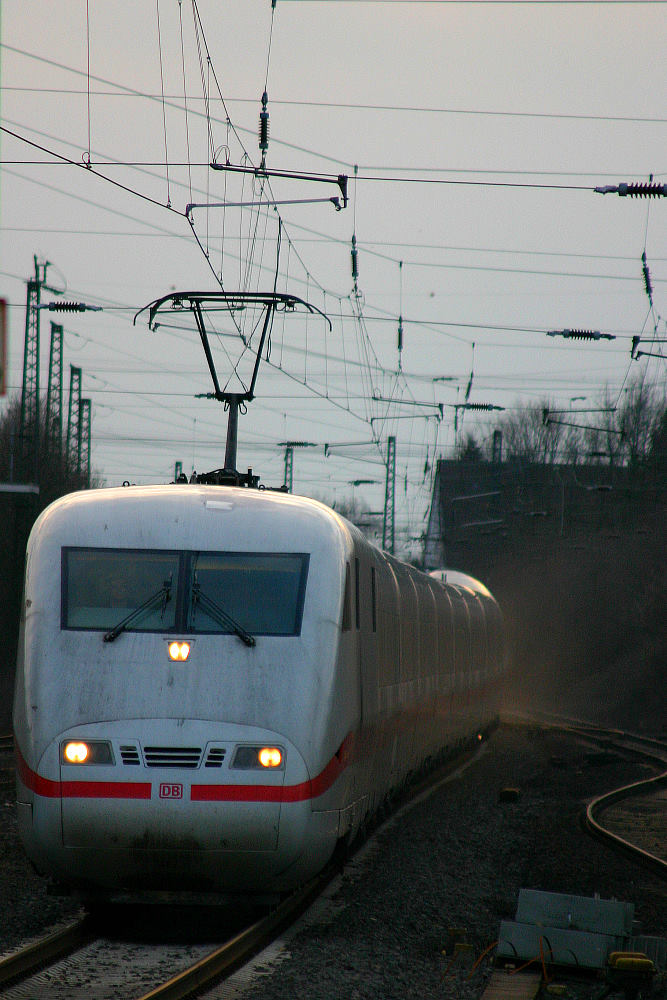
[4,32,662,533]
[178,0,193,204]
[277,0,667,4]
[353,170,593,192]
[155,0,171,208]
[85,0,91,166]
[4,158,664,288]
[0,125,182,216]
[7,85,667,127]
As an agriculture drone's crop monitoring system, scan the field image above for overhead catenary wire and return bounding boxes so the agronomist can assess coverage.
[4,150,664,295]
[3,16,664,533]
[155,0,171,208]
[277,0,667,4]
[6,52,665,183]
[0,126,184,217]
[178,0,194,203]
[5,78,667,127]
[3,128,631,194]
[85,0,92,166]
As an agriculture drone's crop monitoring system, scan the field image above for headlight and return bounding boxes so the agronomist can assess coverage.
[258,747,283,768]
[62,740,113,765]
[231,745,284,770]
[168,640,191,661]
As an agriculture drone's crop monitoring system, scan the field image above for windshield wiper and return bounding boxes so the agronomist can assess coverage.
[191,582,256,647]
[103,581,171,643]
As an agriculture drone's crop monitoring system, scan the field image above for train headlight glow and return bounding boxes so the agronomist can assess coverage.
[168,641,191,661]
[258,747,283,768]
[64,742,89,763]
[62,741,113,765]
[231,745,285,770]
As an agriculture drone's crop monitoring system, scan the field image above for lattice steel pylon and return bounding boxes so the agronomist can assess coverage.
[46,322,64,455]
[66,365,82,475]
[19,259,61,482]
[19,277,42,481]
[284,446,294,493]
[382,435,396,555]
[278,441,317,494]
[79,398,91,486]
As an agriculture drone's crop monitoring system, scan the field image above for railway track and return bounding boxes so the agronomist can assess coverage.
[0,874,332,1000]
[1,721,664,997]
[0,737,486,999]
[0,734,14,796]
[0,739,482,998]
[505,712,667,875]
[585,748,667,877]
[536,724,667,877]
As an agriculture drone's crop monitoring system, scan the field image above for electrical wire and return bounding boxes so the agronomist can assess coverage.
[178,0,194,203]
[85,0,91,166]
[277,0,666,5]
[3,21,664,532]
[0,126,183,216]
[155,0,171,208]
[6,84,666,127]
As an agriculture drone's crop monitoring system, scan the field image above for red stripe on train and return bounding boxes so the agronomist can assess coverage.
[15,744,152,800]
[15,734,353,803]
[190,735,351,802]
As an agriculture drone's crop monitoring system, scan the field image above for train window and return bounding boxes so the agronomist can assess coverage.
[62,548,179,632]
[188,552,309,636]
[62,548,309,638]
[371,566,377,633]
[341,563,351,631]
[354,558,360,630]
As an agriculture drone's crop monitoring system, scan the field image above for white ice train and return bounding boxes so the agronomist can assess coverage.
[13,484,505,902]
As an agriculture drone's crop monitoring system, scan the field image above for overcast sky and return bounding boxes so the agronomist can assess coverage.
[1,0,665,552]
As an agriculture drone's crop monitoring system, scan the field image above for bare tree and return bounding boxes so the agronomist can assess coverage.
[458,433,483,462]
[495,400,564,465]
[618,376,665,467]
[583,376,665,469]
[649,408,667,472]
[0,394,102,509]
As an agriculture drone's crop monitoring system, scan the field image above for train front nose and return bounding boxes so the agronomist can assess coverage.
[36,721,313,893]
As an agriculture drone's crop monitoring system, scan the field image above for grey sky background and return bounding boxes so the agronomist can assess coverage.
[1,1,665,554]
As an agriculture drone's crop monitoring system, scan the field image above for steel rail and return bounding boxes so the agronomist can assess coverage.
[585,769,667,878]
[0,917,94,989]
[0,733,489,1000]
[135,870,336,1000]
[136,735,492,1000]
[0,734,15,793]
[502,711,667,878]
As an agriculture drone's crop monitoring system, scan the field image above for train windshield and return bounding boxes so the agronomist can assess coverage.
[63,548,179,632]
[62,548,309,637]
[189,552,309,636]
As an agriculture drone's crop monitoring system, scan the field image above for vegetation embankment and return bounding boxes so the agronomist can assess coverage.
[0,396,103,729]
[494,527,666,734]
[466,378,667,734]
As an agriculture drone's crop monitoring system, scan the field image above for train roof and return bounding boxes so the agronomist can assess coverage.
[30,488,496,602]
[428,568,493,598]
[28,483,363,554]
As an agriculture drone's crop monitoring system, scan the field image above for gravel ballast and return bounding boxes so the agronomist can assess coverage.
[232,725,666,1000]
[1,725,666,999]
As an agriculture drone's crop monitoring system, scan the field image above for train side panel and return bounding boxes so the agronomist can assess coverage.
[327,535,505,847]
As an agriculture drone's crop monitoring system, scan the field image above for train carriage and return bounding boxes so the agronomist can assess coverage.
[14,484,505,901]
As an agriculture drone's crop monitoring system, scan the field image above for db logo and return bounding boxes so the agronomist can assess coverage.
[159,783,183,799]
